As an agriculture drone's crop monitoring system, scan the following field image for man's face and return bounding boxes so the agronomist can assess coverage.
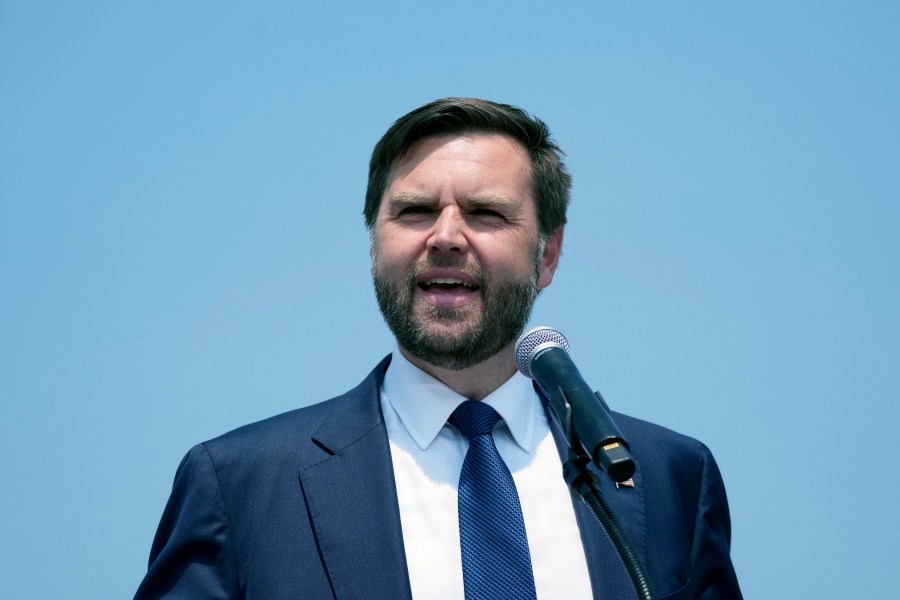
[371,133,562,370]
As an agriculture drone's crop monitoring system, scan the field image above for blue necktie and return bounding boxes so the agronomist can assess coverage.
[449,400,538,600]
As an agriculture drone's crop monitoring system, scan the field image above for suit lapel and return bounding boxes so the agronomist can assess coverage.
[573,459,646,600]
[539,385,647,600]
[298,360,650,599]
[298,357,413,600]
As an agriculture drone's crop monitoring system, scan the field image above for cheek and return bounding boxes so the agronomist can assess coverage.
[472,241,537,279]
[373,236,417,279]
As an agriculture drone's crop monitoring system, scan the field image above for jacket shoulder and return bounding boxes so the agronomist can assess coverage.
[200,355,391,464]
[613,411,715,468]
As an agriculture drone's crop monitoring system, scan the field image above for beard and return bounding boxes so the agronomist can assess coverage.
[372,250,543,371]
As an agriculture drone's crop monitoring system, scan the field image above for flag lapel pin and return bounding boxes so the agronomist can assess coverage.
[615,478,635,489]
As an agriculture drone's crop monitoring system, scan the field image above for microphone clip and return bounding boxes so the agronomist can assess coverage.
[546,384,635,484]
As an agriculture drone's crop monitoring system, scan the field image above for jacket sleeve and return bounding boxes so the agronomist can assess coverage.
[689,445,742,600]
[134,444,241,600]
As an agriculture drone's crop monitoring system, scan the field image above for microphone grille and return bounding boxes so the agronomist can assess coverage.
[515,326,569,378]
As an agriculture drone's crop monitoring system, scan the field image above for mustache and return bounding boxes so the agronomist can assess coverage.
[408,256,485,286]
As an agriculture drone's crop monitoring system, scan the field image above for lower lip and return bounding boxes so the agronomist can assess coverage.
[419,286,478,308]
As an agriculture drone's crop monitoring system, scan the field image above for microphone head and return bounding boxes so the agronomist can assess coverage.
[515,326,569,379]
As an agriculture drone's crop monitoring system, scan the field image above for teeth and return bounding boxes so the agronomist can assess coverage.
[426,278,474,288]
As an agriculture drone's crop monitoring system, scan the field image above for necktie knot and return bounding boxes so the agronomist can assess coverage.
[449,400,501,440]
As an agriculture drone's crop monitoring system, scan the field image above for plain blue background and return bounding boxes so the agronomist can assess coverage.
[2,1,898,598]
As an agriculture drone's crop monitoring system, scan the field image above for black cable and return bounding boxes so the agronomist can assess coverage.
[566,459,655,600]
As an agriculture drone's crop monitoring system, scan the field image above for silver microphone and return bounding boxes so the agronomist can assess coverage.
[515,326,635,482]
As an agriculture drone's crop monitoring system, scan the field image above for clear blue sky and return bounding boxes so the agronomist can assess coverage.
[2,1,898,598]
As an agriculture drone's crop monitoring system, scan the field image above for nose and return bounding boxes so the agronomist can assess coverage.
[427,206,469,254]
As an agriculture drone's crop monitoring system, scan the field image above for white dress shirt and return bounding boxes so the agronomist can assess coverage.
[381,349,594,599]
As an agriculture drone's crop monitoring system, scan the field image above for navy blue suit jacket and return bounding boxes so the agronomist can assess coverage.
[135,356,741,599]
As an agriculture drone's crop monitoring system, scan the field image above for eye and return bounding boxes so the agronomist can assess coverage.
[469,208,505,220]
[398,205,434,216]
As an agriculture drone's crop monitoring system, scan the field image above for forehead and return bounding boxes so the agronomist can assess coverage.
[385,133,533,199]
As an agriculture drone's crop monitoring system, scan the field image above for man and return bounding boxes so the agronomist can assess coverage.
[135,98,742,599]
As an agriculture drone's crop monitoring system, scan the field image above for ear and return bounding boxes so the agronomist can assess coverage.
[536,228,564,290]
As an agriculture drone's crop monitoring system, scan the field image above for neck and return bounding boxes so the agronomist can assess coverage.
[398,344,518,401]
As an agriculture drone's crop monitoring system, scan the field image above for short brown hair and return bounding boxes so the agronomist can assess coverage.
[364,97,571,238]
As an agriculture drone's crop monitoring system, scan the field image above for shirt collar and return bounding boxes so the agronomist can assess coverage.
[382,347,538,453]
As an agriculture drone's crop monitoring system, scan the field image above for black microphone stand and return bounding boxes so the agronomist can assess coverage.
[545,387,655,600]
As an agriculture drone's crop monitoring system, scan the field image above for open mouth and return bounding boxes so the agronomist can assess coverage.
[417,276,481,308]
[418,277,479,292]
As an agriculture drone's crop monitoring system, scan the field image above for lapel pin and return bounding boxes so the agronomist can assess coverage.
[615,478,635,489]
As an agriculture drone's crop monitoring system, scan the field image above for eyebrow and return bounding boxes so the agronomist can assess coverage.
[465,196,521,212]
[385,193,439,208]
